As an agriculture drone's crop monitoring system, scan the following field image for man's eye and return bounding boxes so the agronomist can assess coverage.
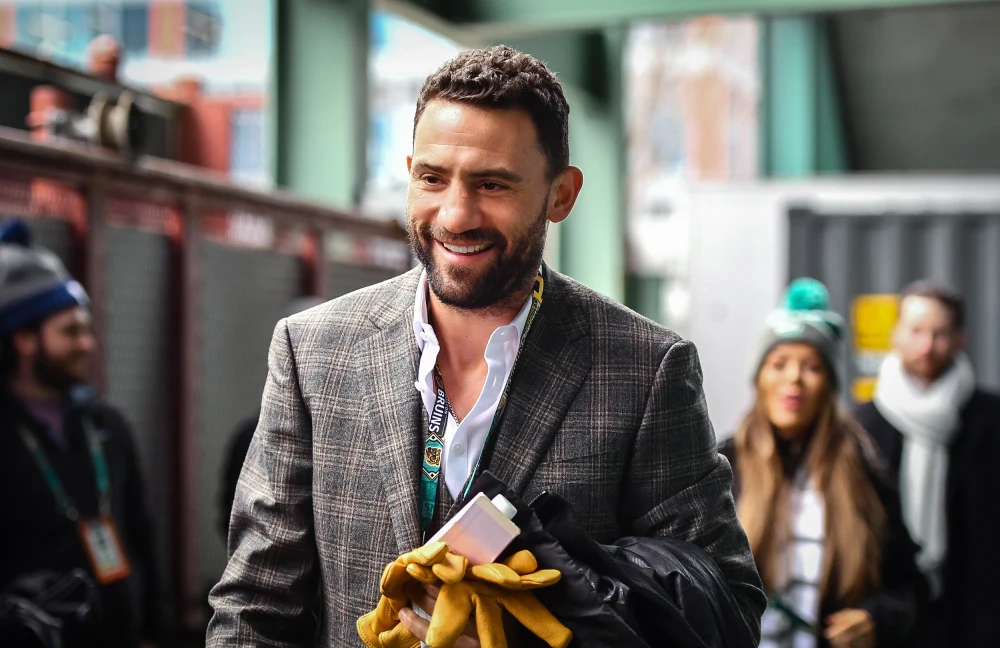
[421,175,441,185]
[481,182,504,191]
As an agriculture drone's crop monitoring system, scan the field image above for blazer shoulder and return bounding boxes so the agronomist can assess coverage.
[283,269,419,346]
[551,269,683,358]
[718,436,737,465]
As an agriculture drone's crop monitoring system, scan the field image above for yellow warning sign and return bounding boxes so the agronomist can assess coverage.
[850,295,900,403]
[852,295,899,353]
[851,377,878,404]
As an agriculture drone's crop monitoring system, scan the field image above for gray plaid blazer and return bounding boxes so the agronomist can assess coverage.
[206,266,765,647]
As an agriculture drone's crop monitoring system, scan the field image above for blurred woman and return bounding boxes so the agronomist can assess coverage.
[721,279,926,648]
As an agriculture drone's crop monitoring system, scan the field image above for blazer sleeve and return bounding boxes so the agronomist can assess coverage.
[858,474,929,646]
[206,319,319,647]
[618,339,766,644]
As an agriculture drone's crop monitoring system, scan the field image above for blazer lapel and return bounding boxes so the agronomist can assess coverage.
[485,275,591,497]
[353,270,424,552]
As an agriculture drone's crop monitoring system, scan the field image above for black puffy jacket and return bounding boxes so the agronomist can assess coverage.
[469,472,759,648]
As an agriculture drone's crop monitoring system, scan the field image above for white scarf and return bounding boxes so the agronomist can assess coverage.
[873,352,975,597]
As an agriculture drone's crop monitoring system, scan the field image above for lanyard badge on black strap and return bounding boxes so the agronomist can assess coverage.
[19,418,133,584]
[419,268,545,533]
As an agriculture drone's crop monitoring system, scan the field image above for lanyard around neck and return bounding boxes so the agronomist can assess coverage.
[19,417,112,521]
[419,268,545,532]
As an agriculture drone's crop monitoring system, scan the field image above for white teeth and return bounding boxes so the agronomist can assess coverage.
[442,242,488,254]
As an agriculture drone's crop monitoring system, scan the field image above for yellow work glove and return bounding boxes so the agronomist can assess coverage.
[407,549,469,585]
[423,550,572,648]
[357,541,450,648]
[360,546,571,648]
[468,550,562,590]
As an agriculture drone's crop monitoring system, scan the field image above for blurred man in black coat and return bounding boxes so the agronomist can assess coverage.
[855,280,1000,648]
[0,221,165,648]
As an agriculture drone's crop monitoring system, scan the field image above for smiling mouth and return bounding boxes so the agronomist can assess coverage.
[439,241,492,254]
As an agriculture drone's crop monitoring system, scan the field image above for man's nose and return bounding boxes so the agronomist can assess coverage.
[916,334,935,355]
[78,332,97,354]
[437,183,482,234]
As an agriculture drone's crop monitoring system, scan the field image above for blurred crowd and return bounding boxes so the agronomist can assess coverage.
[723,277,998,647]
[3,211,998,648]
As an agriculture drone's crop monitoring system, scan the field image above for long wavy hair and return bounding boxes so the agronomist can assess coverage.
[734,385,887,605]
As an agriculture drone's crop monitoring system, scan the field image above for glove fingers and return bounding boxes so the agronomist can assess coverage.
[503,550,538,575]
[403,541,449,566]
[516,569,562,589]
[381,562,414,597]
[374,594,408,631]
[378,620,421,648]
[405,563,440,585]
[499,591,573,648]
[469,563,521,588]
[472,592,507,648]
[432,552,469,584]
[425,582,474,648]
[356,610,382,648]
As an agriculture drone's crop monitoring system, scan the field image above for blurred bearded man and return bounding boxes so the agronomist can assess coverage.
[0,221,165,648]
[856,280,1000,648]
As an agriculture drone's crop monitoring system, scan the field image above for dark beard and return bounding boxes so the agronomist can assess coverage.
[408,202,548,312]
[902,355,953,384]
[33,344,85,392]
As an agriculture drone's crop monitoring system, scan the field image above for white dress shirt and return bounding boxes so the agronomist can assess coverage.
[412,271,533,498]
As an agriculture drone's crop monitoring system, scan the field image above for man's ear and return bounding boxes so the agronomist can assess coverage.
[547,166,584,224]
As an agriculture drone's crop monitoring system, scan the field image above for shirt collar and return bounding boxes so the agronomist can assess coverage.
[412,270,534,351]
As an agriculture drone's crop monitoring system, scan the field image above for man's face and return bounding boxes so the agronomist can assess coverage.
[16,307,95,391]
[893,296,964,385]
[406,100,559,311]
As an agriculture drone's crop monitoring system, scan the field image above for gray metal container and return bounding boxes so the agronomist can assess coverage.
[788,207,1000,398]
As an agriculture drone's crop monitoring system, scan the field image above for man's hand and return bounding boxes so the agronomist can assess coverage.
[825,609,875,648]
[399,581,481,648]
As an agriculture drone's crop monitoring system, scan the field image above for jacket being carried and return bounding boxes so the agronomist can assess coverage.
[471,472,758,648]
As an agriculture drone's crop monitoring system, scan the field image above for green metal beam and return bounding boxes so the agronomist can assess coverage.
[273,0,369,207]
[396,0,991,38]
[626,274,665,323]
[764,17,818,176]
[762,16,847,176]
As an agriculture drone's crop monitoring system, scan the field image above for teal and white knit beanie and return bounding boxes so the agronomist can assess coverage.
[754,278,846,388]
[0,220,90,335]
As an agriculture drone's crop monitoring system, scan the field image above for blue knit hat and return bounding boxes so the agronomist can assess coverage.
[0,220,90,335]
[754,278,846,388]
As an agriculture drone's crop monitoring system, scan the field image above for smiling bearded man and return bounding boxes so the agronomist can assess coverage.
[207,45,765,648]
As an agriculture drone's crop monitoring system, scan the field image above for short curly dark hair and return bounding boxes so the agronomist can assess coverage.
[414,45,570,178]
